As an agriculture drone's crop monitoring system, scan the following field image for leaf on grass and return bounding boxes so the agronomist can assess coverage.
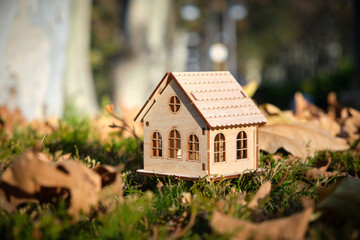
[0,106,26,136]
[94,165,123,210]
[305,158,347,179]
[317,115,341,136]
[248,181,271,209]
[259,123,349,159]
[294,92,324,120]
[211,198,314,240]
[259,130,307,159]
[327,91,342,119]
[29,117,59,135]
[0,149,123,219]
[341,107,360,143]
[57,153,72,162]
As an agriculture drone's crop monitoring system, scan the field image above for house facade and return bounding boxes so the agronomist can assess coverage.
[135,71,267,179]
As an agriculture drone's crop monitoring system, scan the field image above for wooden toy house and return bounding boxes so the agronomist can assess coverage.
[135,71,267,179]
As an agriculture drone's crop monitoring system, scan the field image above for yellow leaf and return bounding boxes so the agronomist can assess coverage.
[243,81,258,98]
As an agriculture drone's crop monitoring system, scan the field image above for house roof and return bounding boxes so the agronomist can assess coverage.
[134,71,267,128]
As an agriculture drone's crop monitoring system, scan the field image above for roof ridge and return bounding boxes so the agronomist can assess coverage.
[172,71,230,77]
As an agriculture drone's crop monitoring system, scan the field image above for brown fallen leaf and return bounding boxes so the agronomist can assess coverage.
[94,165,123,210]
[294,92,324,120]
[259,122,349,159]
[57,153,72,162]
[0,149,101,216]
[340,107,360,143]
[211,198,314,240]
[327,91,342,120]
[317,114,341,136]
[0,149,123,219]
[55,160,102,216]
[259,130,307,159]
[295,92,310,119]
[259,104,297,125]
[248,181,271,209]
[0,106,26,136]
[306,157,347,179]
[29,117,59,136]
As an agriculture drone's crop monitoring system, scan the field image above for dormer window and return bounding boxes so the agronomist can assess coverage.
[169,96,181,113]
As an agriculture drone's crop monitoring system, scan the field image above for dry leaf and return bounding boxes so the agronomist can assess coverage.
[294,92,324,120]
[327,92,342,119]
[211,198,314,240]
[0,149,101,216]
[259,130,307,159]
[243,81,258,98]
[248,181,271,209]
[317,115,341,136]
[259,104,297,125]
[305,157,346,178]
[0,149,123,219]
[0,106,26,136]
[57,153,72,162]
[54,160,102,216]
[295,92,310,119]
[29,117,59,135]
[94,165,123,203]
[341,107,360,143]
[259,122,349,159]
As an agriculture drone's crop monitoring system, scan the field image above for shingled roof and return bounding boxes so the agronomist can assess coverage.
[134,71,267,128]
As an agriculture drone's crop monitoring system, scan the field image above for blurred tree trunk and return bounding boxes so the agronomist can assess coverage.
[113,0,187,110]
[0,0,98,120]
[65,0,98,117]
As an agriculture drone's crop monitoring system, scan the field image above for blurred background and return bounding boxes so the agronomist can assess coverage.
[0,0,359,120]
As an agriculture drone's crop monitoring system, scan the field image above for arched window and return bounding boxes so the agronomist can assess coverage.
[214,133,225,162]
[237,131,247,159]
[187,134,199,161]
[169,96,181,113]
[168,129,181,159]
[151,131,162,157]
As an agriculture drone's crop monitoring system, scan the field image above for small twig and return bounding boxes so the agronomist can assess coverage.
[109,122,140,142]
[106,104,140,143]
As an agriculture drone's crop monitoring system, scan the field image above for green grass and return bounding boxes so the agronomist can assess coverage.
[0,118,359,239]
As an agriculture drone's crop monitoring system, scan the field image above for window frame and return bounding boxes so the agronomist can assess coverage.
[214,133,226,163]
[236,131,248,160]
[150,131,163,158]
[187,133,200,161]
[168,95,181,113]
[168,129,182,160]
